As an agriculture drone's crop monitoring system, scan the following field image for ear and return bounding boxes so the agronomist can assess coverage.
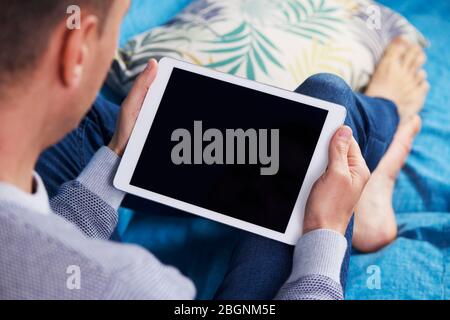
[60,15,100,88]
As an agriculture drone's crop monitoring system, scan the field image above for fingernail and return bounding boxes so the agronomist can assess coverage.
[338,126,352,141]
[145,59,155,71]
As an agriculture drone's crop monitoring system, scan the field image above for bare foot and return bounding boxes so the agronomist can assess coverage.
[352,115,421,253]
[365,37,430,122]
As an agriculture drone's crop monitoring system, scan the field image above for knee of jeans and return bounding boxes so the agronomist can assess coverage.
[297,73,353,108]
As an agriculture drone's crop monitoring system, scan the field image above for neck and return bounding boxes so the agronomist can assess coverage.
[0,99,46,194]
[0,148,37,194]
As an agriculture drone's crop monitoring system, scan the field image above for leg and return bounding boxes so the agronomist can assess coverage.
[354,117,421,252]
[296,73,400,172]
[215,73,399,300]
[353,38,428,252]
[214,231,294,300]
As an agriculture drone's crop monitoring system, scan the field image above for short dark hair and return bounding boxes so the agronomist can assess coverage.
[0,0,113,85]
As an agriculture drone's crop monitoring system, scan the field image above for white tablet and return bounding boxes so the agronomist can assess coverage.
[114,57,346,245]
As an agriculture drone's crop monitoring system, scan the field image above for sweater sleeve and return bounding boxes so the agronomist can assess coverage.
[276,229,348,300]
[50,147,125,240]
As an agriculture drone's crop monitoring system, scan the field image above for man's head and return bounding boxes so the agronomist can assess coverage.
[0,0,130,148]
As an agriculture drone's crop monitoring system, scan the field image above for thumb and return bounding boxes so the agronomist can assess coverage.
[328,126,353,173]
[122,59,158,110]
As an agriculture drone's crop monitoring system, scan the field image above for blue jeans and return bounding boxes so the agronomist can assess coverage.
[36,73,399,300]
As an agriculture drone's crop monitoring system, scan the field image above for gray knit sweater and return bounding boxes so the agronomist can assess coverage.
[0,147,347,300]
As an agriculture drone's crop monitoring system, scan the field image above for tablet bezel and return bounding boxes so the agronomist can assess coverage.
[114,57,347,245]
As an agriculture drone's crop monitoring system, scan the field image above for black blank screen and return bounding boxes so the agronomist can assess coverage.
[131,68,328,233]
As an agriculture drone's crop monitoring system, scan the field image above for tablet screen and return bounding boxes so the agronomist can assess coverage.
[130,68,328,233]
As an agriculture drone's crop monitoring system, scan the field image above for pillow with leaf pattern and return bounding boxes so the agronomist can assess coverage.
[107,0,426,98]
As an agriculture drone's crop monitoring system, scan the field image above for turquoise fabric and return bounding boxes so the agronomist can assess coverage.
[346,0,450,300]
[115,0,450,299]
[119,0,194,47]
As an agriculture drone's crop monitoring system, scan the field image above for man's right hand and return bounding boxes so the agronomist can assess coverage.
[303,126,370,236]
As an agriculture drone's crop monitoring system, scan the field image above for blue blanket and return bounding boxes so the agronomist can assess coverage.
[116,0,450,299]
[345,0,450,300]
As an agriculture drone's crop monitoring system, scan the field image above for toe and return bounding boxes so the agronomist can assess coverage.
[384,37,408,60]
[419,80,431,94]
[412,52,427,71]
[423,81,430,92]
[403,45,422,71]
[415,69,427,85]
[403,72,428,93]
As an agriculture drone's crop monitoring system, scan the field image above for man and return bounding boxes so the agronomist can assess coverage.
[0,0,427,299]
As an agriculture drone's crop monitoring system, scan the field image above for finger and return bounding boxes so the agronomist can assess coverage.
[328,126,353,174]
[348,137,370,188]
[347,136,364,166]
[122,59,158,110]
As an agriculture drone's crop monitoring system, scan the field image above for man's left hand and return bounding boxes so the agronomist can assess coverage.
[108,59,158,156]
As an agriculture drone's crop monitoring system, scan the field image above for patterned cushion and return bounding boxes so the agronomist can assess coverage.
[107,0,426,97]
